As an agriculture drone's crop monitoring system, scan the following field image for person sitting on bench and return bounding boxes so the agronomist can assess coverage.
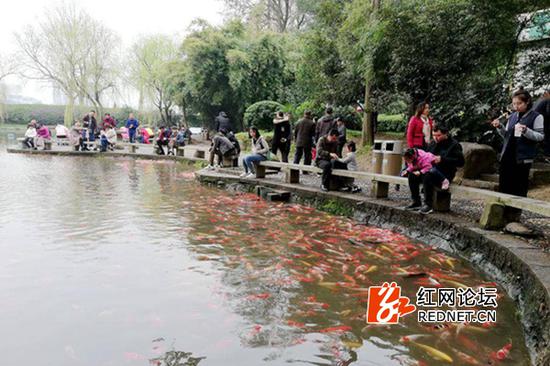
[404,124,464,214]
[316,129,347,192]
[24,121,37,149]
[156,126,170,155]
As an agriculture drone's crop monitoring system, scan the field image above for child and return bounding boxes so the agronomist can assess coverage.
[337,141,361,193]
[401,148,449,190]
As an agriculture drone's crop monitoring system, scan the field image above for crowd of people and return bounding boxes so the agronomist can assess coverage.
[207,107,359,193]
[20,87,548,212]
[24,110,193,154]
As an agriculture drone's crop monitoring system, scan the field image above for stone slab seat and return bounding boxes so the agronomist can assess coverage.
[222,154,239,168]
[120,142,140,153]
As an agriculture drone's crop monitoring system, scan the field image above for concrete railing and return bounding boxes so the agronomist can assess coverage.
[256,161,550,230]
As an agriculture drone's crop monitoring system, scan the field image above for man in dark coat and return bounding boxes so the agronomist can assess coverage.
[271,111,291,162]
[293,110,315,165]
[405,125,465,214]
[316,129,347,191]
[82,110,97,141]
[315,107,336,142]
[215,111,232,133]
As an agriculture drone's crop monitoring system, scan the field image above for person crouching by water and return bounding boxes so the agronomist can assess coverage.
[240,126,269,178]
[316,129,347,192]
[337,141,362,193]
[403,125,464,214]
[206,130,237,170]
[34,123,51,150]
[24,121,37,149]
[492,88,544,200]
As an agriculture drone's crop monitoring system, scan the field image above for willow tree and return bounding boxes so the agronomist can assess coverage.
[16,3,120,125]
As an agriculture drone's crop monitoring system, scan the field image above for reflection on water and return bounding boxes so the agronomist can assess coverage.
[0,151,529,365]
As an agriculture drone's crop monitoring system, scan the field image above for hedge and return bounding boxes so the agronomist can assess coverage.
[377,114,407,133]
[3,104,137,126]
[243,101,285,131]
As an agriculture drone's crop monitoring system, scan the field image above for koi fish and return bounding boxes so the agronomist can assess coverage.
[411,341,453,363]
[319,325,352,333]
[492,343,512,361]
[399,334,431,343]
[246,293,271,300]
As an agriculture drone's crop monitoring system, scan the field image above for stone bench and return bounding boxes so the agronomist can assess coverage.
[120,143,139,153]
[256,161,550,230]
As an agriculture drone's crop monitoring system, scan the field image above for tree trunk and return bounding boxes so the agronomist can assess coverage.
[361,83,375,147]
[64,95,75,127]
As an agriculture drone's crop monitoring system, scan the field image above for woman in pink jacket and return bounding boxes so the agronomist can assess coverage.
[401,148,450,213]
[406,102,433,149]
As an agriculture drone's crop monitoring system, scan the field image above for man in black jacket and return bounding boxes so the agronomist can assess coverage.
[215,111,232,133]
[315,107,336,142]
[272,111,291,162]
[406,125,465,214]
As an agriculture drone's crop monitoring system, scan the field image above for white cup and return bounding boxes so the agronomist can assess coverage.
[514,124,523,137]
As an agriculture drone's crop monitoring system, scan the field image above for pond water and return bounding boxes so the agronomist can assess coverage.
[0,151,530,365]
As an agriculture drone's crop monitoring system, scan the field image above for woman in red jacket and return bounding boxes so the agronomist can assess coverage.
[407,102,434,149]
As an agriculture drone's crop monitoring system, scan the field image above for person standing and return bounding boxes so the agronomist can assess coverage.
[534,89,550,160]
[492,88,544,198]
[315,107,336,142]
[215,111,232,133]
[406,102,433,149]
[316,129,347,192]
[293,110,316,166]
[83,110,97,142]
[336,117,347,157]
[125,113,139,143]
[271,111,291,163]
[102,113,116,129]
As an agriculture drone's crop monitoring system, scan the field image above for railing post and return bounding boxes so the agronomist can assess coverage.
[371,180,389,198]
[286,168,300,184]
[433,188,451,212]
[255,163,266,179]
[480,200,506,230]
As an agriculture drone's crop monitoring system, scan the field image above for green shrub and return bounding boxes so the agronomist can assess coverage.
[377,114,407,133]
[243,101,285,131]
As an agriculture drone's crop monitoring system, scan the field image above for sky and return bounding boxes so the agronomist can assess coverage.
[0,0,225,104]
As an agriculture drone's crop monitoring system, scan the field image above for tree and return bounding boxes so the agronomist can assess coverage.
[175,21,289,130]
[221,0,314,32]
[15,3,120,125]
[130,35,178,125]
